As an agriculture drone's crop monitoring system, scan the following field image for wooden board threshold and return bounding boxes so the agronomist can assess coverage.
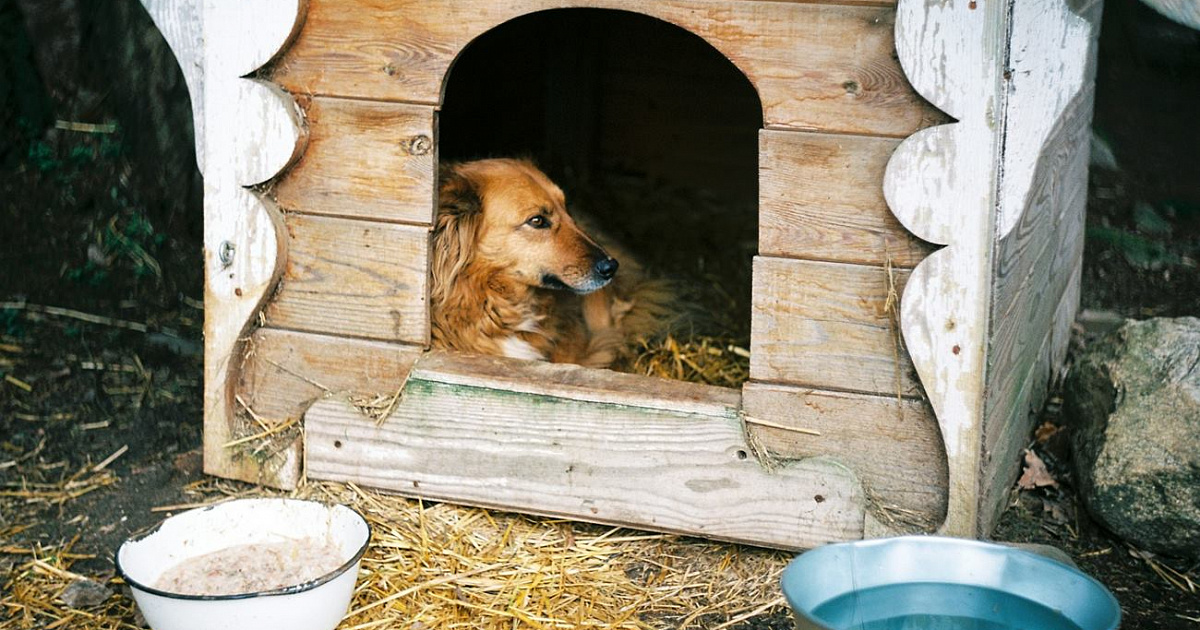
[304,352,869,549]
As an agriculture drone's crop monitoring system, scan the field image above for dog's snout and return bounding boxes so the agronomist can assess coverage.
[593,257,619,280]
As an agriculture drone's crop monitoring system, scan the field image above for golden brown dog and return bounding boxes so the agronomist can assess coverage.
[430,158,671,368]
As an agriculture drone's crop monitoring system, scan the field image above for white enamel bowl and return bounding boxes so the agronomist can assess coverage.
[116,498,370,630]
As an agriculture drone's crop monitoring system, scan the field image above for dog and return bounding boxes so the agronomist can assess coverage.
[430,158,672,368]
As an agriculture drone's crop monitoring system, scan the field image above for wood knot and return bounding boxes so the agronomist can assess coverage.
[405,135,432,156]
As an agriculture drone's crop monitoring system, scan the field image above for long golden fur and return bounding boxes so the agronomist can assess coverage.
[430,158,673,368]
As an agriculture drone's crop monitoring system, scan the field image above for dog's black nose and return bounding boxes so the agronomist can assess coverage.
[593,257,619,280]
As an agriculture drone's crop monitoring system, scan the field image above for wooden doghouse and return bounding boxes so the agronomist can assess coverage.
[143,0,1102,549]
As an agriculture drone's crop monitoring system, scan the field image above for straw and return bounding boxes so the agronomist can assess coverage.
[1,478,794,630]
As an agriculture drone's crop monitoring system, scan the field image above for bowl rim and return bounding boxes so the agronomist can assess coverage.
[114,498,371,601]
[781,535,1121,630]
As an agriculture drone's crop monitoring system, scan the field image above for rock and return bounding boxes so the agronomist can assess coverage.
[1067,317,1200,559]
[60,578,113,608]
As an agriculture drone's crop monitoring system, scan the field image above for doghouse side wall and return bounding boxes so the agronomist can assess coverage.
[981,0,1103,534]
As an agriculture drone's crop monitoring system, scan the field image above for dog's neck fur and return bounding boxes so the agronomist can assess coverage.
[430,260,558,361]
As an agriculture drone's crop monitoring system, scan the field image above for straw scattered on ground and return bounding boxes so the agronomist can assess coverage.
[1,476,793,630]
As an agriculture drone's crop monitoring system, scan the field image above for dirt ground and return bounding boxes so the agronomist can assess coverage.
[2,0,1200,628]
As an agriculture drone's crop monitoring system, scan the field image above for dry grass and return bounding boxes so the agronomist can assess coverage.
[1,478,792,630]
[626,335,750,390]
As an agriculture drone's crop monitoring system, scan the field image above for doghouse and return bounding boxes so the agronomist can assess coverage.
[143,0,1102,548]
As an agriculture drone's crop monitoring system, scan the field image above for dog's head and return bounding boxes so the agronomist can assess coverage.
[433,159,618,295]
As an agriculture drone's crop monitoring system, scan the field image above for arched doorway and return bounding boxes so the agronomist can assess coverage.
[439,9,764,387]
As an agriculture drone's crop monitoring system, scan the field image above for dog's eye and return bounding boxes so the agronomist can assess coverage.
[525,215,551,229]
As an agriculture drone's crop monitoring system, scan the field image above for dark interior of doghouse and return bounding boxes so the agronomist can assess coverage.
[439,9,763,387]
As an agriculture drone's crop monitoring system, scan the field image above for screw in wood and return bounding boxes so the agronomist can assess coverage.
[219,241,236,268]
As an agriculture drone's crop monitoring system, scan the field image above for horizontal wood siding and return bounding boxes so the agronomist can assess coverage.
[981,83,1094,533]
[240,327,424,425]
[759,129,933,267]
[750,256,921,397]
[305,353,868,549]
[264,214,430,344]
[274,97,436,225]
[742,381,946,528]
[980,260,1081,535]
[271,0,943,137]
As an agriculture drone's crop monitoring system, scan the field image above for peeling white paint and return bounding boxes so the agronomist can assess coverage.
[997,0,1091,237]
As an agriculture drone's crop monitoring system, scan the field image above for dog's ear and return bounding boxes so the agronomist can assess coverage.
[431,167,482,302]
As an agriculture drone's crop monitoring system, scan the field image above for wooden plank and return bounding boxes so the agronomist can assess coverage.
[749,256,920,397]
[752,0,894,5]
[199,1,308,485]
[274,97,436,225]
[880,0,1019,537]
[305,355,868,549]
[265,214,430,344]
[225,328,422,490]
[271,0,945,137]
[240,328,424,425]
[413,351,742,418]
[995,0,1102,236]
[985,88,1094,460]
[759,130,932,267]
[742,381,945,529]
[981,87,1093,535]
[975,0,1099,537]
[979,258,1081,536]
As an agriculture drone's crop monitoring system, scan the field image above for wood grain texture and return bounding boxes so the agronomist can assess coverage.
[750,256,920,397]
[979,257,1082,536]
[996,0,1100,237]
[1140,0,1200,29]
[759,130,932,267]
[274,97,436,225]
[981,81,1096,533]
[240,327,424,425]
[305,353,869,549]
[199,1,307,485]
[742,382,946,527]
[413,351,742,418]
[271,0,945,137]
[880,0,1016,537]
[265,214,430,344]
[228,328,422,490]
[981,0,1102,533]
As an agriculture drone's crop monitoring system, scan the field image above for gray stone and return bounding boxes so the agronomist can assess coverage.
[1067,317,1200,559]
[60,578,113,608]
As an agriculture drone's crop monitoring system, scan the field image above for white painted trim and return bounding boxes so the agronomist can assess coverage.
[997,0,1093,237]
[140,0,206,169]
[198,1,307,483]
[885,0,1011,537]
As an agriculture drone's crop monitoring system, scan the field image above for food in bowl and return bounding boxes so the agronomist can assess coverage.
[116,498,370,630]
[153,538,348,596]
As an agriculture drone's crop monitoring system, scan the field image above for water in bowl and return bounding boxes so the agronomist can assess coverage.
[810,582,1082,630]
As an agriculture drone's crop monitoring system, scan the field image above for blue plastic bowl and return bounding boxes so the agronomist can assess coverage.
[781,536,1120,630]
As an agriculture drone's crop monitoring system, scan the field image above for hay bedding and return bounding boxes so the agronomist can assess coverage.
[569,172,757,389]
[2,478,791,630]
